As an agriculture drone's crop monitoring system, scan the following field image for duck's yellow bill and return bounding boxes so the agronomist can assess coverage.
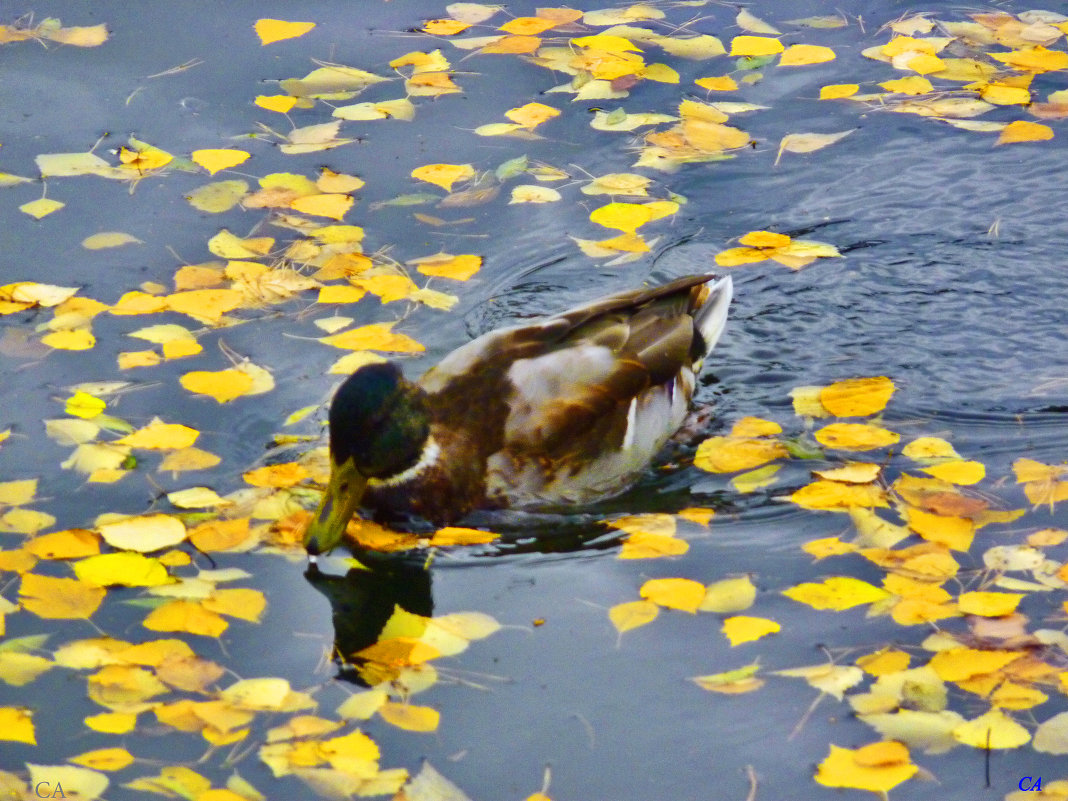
[303,458,367,555]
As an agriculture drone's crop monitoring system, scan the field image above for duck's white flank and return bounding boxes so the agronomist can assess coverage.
[622,397,639,451]
[368,436,440,488]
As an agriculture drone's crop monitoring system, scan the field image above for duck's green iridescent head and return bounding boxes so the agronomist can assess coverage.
[304,362,430,555]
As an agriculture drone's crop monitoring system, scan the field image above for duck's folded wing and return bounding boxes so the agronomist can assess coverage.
[419,274,725,466]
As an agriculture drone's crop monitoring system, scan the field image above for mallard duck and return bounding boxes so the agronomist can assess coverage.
[304,273,733,554]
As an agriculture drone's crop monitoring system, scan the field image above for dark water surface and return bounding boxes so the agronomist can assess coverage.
[2,2,1067,800]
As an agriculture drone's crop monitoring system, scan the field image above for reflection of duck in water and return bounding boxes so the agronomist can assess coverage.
[304,559,432,686]
[304,274,733,555]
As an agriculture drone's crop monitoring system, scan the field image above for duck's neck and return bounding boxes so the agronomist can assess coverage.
[367,435,440,489]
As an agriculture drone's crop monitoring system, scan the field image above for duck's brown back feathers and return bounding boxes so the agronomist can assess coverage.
[366,274,732,521]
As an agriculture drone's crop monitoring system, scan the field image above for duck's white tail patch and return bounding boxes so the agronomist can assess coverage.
[693,276,733,358]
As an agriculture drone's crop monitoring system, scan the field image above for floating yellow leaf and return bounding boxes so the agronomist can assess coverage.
[731,463,780,493]
[573,33,643,53]
[929,648,1025,681]
[819,376,895,417]
[321,322,424,353]
[695,75,738,91]
[25,528,99,559]
[180,369,256,403]
[120,141,173,172]
[81,231,142,250]
[952,708,1030,749]
[820,83,859,99]
[165,288,244,324]
[802,536,857,559]
[186,180,249,213]
[775,663,863,699]
[639,577,706,613]
[411,253,482,281]
[167,487,229,509]
[411,163,475,191]
[20,198,65,219]
[728,417,781,438]
[423,19,472,35]
[355,274,419,303]
[581,173,651,196]
[75,552,170,587]
[815,742,918,793]
[158,447,222,473]
[693,436,787,473]
[920,459,985,485]
[789,480,888,510]
[244,463,308,488]
[692,668,764,695]
[110,290,168,316]
[505,102,560,128]
[780,44,836,66]
[903,437,959,461]
[641,63,679,83]
[608,600,659,633]
[143,599,228,637]
[905,507,975,551]
[255,18,316,45]
[996,120,1054,145]
[698,576,756,613]
[776,130,856,165]
[742,230,792,248]
[813,462,881,483]
[97,514,187,552]
[619,531,689,559]
[980,82,1031,105]
[590,202,662,233]
[783,576,890,610]
[609,514,677,537]
[990,45,1068,73]
[957,591,1022,617]
[117,420,199,450]
[317,285,367,304]
[379,702,440,732]
[680,119,750,152]
[0,707,35,744]
[65,390,106,419]
[336,689,389,721]
[188,518,252,552]
[19,573,105,619]
[507,183,563,204]
[0,507,55,535]
[857,649,911,676]
[0,652,52,686]
[191,149,251,175]
[722,615,780,646]
[815,422,900,451]
[42,328,95,350]
[203,588,266,622]
[290,193,354,220]
[6,282,80,307]
[70,747,135,772]
[655,34,725,59]
[427,526,498,546]
[676,507,714,526]
[84,711,137,734]
[255,95,298,113]
[730,35,784,56]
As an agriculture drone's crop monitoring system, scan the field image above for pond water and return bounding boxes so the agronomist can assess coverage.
[1,2,1068,800]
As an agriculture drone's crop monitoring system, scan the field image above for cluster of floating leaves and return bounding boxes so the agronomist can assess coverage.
[607,376,1068,795]
[1,2,1068,800]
